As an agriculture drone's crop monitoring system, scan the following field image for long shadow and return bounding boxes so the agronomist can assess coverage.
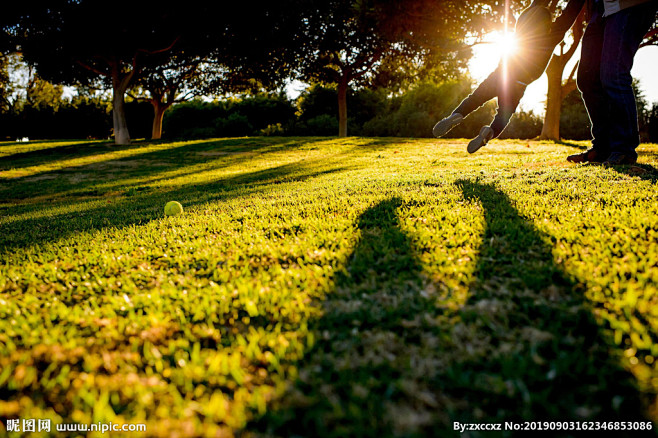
[0,157,353,256]
[0,140,136,170]
[606,162,658,183]
[0,139,76,148]
[0,137,317,188]
[1,136,406,256]
[0,138,250,171]
[0,136,397,177]
[251,184,653,437]
[0,137,345,210]
[555,140,589,150]
[0,136,391,203]
[253,198,438,437]
[448,180,651,430]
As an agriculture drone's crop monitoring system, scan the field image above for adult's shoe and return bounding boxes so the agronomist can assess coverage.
[566,148,609,164]
[603,154,637,166]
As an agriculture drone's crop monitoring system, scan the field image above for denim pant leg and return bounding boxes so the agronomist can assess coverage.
[600,2,657,157]
[577,4,610,153]
[453,69,501,117]
[491,82,526,138]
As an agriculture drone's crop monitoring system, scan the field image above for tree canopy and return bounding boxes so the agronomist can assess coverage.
[287,0,528,136]
[6,0,653,141]
[9,1,300,144]
[11,1,190,143]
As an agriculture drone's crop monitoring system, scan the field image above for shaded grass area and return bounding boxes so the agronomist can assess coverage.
[1,137,658,436]
[256,183,651,437]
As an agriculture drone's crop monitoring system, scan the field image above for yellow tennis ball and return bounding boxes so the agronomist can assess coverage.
[164,201,183,216]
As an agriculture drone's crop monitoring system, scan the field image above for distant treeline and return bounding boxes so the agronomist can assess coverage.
[2,80,657,142]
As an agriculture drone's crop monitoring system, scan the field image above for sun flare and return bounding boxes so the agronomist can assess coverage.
[496,32,518,57]
[468,31,519,81]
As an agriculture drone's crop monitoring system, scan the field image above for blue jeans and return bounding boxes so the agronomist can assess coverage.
[576,0,658,158]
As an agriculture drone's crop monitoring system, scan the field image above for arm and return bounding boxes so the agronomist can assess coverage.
[549,0,586,44]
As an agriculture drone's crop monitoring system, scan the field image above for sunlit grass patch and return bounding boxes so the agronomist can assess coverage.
[1,137,657,436]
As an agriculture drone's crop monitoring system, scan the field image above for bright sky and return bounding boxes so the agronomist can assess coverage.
[468,37,658,116]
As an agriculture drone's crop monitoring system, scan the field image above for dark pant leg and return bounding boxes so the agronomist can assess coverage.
[577,3,609,153]
[600,1,658,157]
[453,69,501,117]
[490,82,526,138]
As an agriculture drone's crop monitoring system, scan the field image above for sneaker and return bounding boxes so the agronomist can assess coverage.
[467,126,494,154]
[432,113,463,138]
[566,148,609,164]
[603,154,637,166]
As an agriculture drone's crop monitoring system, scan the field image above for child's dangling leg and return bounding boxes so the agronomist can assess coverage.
[467,126,495,154]
[433,113,463,138]
[468,81,526,154]
[433,71,501,138]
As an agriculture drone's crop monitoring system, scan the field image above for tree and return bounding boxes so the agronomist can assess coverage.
[0,54,11,114]
[130,9,299,141]
[648,102,658,143]
[14,1,186,145]
[130,56,204,140]
[288,0,537,137]
[0,5,21,114]
[13,1,300,143]
[138,0,303,140]
[21,63,64,111]
[539,3,586,140]
[640,16,658,47]
[289,0,503,137]
[633,80,652,142]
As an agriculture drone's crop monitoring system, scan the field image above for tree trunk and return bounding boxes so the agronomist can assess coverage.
[151,101,170,140]
[539,7,586,141]
[540,61,563,140]
[337,75,349,137]
[111,64,131,145]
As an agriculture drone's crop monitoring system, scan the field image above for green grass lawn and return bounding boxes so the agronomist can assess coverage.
[1,137,657,437]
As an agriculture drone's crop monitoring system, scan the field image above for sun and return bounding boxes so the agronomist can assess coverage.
[468,31,519,81]
[496,32,518,57]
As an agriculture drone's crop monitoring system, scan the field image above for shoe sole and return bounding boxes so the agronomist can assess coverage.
[432,115,462,138]
[566,155,585,163]
[467,127,493,154]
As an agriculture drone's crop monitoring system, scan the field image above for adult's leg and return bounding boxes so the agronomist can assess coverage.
[600,1,658,161]
[576,2,609,155]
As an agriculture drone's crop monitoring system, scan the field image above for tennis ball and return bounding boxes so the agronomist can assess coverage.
[164,201,183,216]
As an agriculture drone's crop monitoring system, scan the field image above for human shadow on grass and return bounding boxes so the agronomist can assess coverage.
[252,198,441,437]
[252,183,652,437]
[446,180,651,432]
[607,162,658,183]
